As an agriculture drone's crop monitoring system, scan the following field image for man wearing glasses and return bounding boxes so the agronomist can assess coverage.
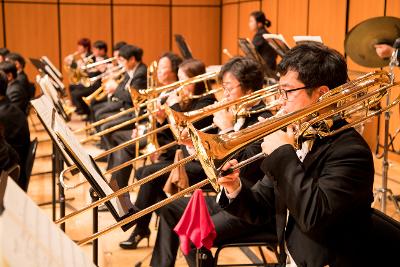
[219,42,379,266]
[149,57,275,267]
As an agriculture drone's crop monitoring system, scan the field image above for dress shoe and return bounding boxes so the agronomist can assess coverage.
[119,228,151,249]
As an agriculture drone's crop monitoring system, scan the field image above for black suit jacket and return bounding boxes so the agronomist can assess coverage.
[0,97,30,188]
[17,71,35,99]
[113,62,147,109]
[0,137,19,174]
[158,94,217,161]
[6,79,30,113]
[220,121,375,266]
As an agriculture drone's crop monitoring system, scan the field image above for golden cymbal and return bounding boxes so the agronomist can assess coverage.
[345,16,400,68]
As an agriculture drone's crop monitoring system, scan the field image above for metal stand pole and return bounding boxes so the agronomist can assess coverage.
[55,147,66,231]
[375,47,400,213]
[90,189,99,266]
[380,92,391,212]
[51,143,57,221]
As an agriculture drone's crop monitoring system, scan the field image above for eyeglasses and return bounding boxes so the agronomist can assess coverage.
[222,83,241,93]
[278,86,309,100]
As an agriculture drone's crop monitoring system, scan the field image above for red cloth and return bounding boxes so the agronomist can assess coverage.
[174,189,216,255]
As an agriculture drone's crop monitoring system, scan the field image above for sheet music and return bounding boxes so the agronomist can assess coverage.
[52,109,126,216]
[262,33,291,48]
[293,35,323,44]
[37,75,59,105]
[40,56,63,79]
[30,95,73,165]
[0,178,95,267]
[32,95,126,216]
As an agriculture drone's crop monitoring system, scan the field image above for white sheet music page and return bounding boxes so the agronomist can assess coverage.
[0,178,95,267]
[30,95,73,165]
[52,111,126,216]
[293,35,323,44]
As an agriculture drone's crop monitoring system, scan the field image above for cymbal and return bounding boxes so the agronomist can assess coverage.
[345,16,400,68]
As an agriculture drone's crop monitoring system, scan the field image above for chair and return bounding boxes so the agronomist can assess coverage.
[368,208,400,265]
[24,138,39,191]
[213,231,281,267]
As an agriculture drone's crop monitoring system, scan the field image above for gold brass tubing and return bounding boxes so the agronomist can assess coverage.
[103,141,178,175]
[79,112,154,144]
[55,154,197,225]
[77,178,209,246]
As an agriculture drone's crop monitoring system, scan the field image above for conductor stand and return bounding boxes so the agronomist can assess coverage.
[375,39,400,213]
[90,188,99,266]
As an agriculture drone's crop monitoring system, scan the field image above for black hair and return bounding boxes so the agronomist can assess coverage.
[5,52,26,68]
[0,48,9,57]
[113,41,127,52]
[119,44,143,61]
[0,71,8,96]
[160,52,183,76]
[250,11,271,28]
[218,56,264,92]
[0,61,17,79]
[77,38,91,52]
[179,59,208,95]
[278,42,348,95]
[93,40,108,53]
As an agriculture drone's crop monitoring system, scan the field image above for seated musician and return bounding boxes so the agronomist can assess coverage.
[149,56,275,267]
[218,43,376,266]
[0,61,29,114]
[65,38,91,114]
[119,58,217,249]
[93,44,147,132]
[112,41,127,61]
[0,47,9,62]
[5,52,35,99]
[71,40,108,117]
[102,52,182,205]
[90,41,127,115]
[0,70,30,191]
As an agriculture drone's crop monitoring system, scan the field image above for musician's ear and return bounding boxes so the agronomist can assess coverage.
[318,86,329,96]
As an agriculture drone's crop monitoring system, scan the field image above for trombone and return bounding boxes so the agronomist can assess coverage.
[82,67,126,106]
[57,70,399,246]
[63,84,279,182]
[78,72,220,143]
[87,64,124,85]
[81,57,116,70]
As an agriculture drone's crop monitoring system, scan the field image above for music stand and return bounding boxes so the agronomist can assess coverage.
[30,57,66,96]
[238,38,278,81]
[31,94,137,229]
[36,74,71,122]
[262,33,291,58]
[30,91,74,224]
[174,34,193,59]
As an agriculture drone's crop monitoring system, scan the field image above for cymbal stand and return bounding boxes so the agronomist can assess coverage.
[374,42,400,213]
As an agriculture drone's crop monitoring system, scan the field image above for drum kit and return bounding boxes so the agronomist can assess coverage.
[345,16,400,213]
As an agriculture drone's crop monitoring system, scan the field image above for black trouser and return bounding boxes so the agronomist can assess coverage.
[133,160,207,233]
[150,196,274,267]
[106,129,146,207]
[70,84,96,115]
